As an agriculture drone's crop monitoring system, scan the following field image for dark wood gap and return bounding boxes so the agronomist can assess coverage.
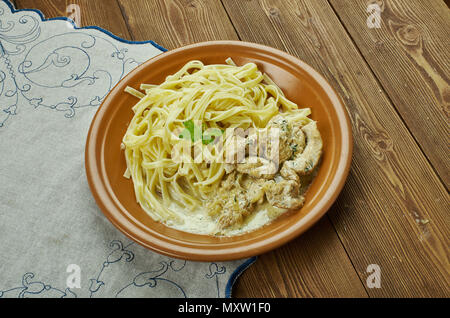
[115,0,136,42]
[219,0,242,41]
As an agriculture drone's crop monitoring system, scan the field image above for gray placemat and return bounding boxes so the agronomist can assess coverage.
[0,0,255,298]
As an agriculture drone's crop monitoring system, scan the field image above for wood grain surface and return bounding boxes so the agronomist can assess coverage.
[12,0,449,298]
[329,0,450,187]
[16,0,131,39]
[117,0,239,48]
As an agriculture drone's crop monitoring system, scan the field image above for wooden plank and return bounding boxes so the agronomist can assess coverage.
[117,0,368,298]
[329,0,449,187]
[234,217,367,297]
[116,0,239,49]
[222,0,450,297]
[15,0,131,40]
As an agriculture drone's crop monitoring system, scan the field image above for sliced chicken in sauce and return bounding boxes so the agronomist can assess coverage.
[207,116,322,231]
[280,121,322,177]
[264,177,305,209]
[236,156,277,179]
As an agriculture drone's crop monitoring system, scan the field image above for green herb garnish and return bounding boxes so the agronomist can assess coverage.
[305,160,314,172]
[178,120,224,145]
[202,128,223,145]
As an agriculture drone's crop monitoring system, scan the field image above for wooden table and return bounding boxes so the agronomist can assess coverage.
[14,0,449,297]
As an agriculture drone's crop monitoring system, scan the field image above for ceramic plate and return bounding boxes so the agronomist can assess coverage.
[85,41,353,261]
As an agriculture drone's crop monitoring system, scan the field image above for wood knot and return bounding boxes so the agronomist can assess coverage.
[356,114,392,160]
[375,40,384,50]
[187,0,197,8]
[367,131,393,158]
[268,7,280,17]
[397,24,421,46]
[377,139,388,150]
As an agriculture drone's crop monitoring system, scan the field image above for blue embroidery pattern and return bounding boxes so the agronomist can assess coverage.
[116,259,188,298]
[87,240,187,298]
[205,263,227,297]
[0,18,144,127]
[0,240,232,298]
[88,240,135,297]
[0,272,77,298]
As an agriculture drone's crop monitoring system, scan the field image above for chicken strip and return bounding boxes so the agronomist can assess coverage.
[263,114,294,163]
[280,121,322,178]
[236,156,277,179]
[264,177,305,210]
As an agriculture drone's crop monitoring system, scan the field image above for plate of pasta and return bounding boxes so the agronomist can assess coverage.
[85,41,352,261]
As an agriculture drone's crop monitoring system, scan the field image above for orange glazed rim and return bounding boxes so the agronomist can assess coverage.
[85,41,353,261]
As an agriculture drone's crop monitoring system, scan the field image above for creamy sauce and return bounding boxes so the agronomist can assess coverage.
[163,202,287,236]
[162,164,319,236]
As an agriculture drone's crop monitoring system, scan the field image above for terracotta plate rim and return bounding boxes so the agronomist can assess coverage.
[85,41,353,261]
